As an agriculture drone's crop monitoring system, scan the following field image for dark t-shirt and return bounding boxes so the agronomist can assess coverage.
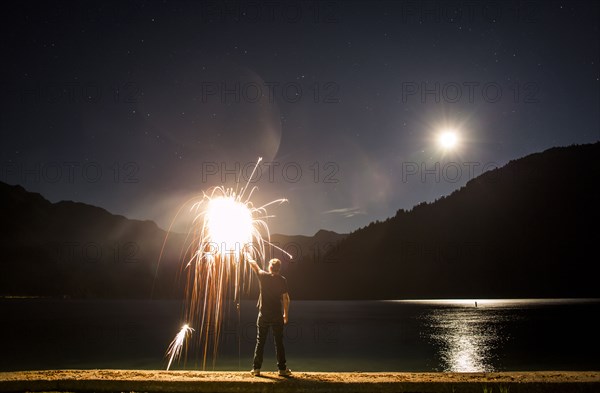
[257,270,288,319]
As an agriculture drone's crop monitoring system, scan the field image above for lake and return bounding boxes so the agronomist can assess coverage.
[1,298,599,372]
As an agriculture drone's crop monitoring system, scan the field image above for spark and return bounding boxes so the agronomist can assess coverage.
[163,157,291,369]
[166,324,194,371]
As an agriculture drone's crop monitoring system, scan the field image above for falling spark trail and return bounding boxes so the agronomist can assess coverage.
[166,324,194,371]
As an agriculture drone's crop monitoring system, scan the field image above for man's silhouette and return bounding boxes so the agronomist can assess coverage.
[247,255,291,377]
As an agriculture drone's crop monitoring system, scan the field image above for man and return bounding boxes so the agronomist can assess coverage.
[246,254,292,377]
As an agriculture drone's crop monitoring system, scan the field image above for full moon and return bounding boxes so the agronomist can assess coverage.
[438,130,459,150]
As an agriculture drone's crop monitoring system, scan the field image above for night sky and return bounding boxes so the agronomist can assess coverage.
[2,1,598,235]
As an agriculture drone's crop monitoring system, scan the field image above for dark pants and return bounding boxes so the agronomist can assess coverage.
[252,313,286,370]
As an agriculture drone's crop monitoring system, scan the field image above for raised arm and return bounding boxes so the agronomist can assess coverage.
[245,253,262,274]
[282,292,290,324]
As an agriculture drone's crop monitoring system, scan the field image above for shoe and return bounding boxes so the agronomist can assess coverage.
[251,369,260,376]
[278,368,292,377]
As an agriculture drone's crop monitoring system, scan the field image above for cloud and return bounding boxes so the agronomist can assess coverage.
[322,207,366,218]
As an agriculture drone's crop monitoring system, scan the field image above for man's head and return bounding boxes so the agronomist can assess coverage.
[268,258,282,274]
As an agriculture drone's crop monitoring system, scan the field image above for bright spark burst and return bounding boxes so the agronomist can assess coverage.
[164,157,291,370]
[205,196,253,252]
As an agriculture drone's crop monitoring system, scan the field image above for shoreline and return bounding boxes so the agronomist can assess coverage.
[1,370,599,393]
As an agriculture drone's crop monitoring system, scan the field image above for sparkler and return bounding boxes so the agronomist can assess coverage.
[164,157,291,370]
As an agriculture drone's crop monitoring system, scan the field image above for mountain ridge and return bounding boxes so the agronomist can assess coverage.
[0,181,346,299]
[1,142,598,299]
[318,142,599,299]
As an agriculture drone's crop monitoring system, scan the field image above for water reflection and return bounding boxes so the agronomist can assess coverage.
[422,301,509,372]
